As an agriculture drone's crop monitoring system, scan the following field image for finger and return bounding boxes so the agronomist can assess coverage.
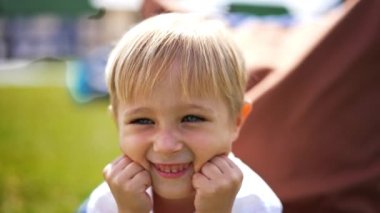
[103,156,131,178]
[132,170,152,191]
[192,173,209,189]
[113,165,150,193]
[111,155,125,164]
[218,157,243,185]
[210,156,243,186]
[110,155,132,167]
[117,162,145,180]
[210,156,233,174]
[103,156,124,175]
[200,162,223,180]
[219,155,237,169]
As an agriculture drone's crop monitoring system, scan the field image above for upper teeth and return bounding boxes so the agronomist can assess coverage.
[156,163,190,173]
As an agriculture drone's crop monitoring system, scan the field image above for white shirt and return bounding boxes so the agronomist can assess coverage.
[84,154,282,213]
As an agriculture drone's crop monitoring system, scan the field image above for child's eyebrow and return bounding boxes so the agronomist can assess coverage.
[122,104,215,115]
[122,107,152,116]
[185,104,214,114]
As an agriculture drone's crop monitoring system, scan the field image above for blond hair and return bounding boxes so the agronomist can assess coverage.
[106,13,246,117]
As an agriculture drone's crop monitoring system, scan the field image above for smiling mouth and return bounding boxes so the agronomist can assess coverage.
[152,163,192,178]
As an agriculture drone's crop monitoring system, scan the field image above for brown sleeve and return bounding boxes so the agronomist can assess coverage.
[233,0,380,212]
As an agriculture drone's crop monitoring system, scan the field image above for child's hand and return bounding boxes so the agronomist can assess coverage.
[103,155,152,213]
[192,155,243,213]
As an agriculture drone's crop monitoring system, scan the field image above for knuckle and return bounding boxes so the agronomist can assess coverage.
[231,169,243,182]
[231,175,242,187]
[201,163,212,172]
[136,170,148,179]
[220,179,230,188]
[200,167,207,174]
[122,181,136,193]
[102,164,111,179]
[216,179,232,193]
[210,157,220,164]
[203,185,217,195]
[111,176,121,186]
[105,177,118,189]
[192,174,201,186]
[236,170,244,181]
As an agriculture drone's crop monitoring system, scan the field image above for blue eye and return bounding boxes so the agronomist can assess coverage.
[182,115,205,123]
[130,118,154,125]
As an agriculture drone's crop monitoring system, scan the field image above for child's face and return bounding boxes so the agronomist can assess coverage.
[115,71,241,200]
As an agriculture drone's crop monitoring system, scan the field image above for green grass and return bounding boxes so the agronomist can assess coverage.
[0,85,119,212]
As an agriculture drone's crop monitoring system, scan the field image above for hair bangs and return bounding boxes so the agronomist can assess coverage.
[106,13,247,117]
[177,33,246,116]
[110,31,181,106]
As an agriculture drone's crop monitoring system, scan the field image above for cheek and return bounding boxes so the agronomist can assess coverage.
[119,129,151,169]
[187,130,233,172]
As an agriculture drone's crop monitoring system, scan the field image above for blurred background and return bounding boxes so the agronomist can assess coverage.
[0,0,344,212]
[0,0,139,212]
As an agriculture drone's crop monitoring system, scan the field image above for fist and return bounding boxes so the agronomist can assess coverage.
[192,155,243,213]
[103,155,152,213]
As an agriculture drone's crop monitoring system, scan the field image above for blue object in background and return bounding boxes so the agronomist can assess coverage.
[66,45,111,103]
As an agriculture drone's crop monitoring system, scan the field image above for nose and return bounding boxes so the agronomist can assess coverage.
[153,129,183,154]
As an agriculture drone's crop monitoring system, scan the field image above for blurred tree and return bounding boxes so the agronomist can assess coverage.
[0,0,96,16]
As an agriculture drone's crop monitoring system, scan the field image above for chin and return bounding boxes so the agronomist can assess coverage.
[154,183,194,200]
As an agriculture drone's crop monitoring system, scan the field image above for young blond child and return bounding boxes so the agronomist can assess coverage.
[83,13,282,213]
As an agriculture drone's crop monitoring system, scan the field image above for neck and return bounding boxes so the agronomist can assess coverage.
[153,192,195,213]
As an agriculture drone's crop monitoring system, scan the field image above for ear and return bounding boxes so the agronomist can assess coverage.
[232,101,252,141]
[108,104,113,115]
[108,105,117,124]
[239,101,252,126]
